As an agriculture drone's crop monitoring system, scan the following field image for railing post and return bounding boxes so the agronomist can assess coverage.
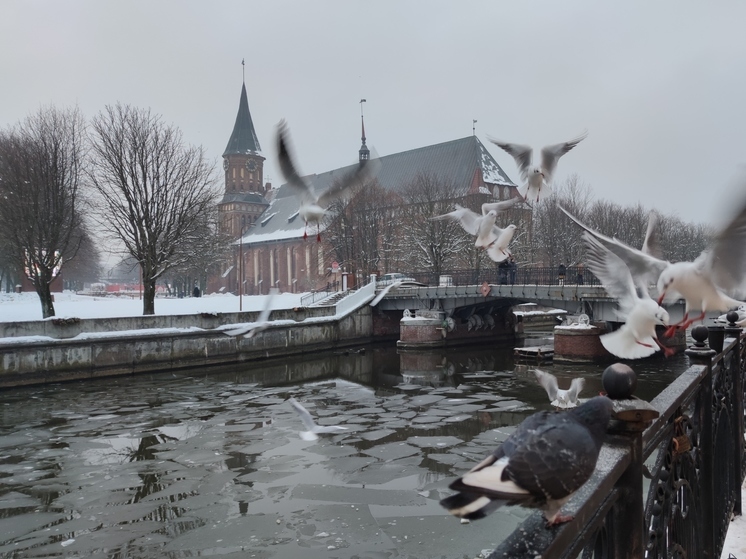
[603,363,659,558]
[725,312,744,515]
[686,325,716,557]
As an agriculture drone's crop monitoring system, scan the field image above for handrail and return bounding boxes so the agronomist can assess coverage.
[300,280,340,306]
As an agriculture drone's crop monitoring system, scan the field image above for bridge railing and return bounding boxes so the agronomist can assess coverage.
[486,322,745,559]
[299,280,340,307]
[409,266,602,287]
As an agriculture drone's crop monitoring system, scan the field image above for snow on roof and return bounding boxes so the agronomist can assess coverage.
[260,212,278,225]
[478,140,516,186]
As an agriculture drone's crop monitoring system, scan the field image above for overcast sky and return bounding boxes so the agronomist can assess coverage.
[2,1,746,226]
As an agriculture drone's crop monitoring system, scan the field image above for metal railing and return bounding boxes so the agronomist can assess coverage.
[299,280,340,307]
[408,266,601,287]
[488,321,745,559]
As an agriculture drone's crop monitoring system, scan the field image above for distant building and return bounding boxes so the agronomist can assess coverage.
[209,81,521,295]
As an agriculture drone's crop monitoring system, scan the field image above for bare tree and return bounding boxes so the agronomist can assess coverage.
[0,106,86,317]
[325,180,399,279]
[167,207,231,295]
[531,176,592,268]
[398,173,469,276]
[62,222,103,290]
[88,103,219,314]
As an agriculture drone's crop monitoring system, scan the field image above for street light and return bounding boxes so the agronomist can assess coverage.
[238,223,251,312]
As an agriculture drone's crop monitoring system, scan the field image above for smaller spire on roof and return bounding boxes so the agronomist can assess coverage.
[359,99,369,162]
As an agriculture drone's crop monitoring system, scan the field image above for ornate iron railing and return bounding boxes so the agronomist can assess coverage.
[488,321,745,559]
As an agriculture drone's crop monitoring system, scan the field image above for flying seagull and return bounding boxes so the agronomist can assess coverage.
[489,132,588,204]
[533,369,585,408]
[440,396,612,525]
[560,201,746,337]
[581,231,673,358]
[276,120,375,241]
[224,289,278,338]
[431,204,518,262]
[288,397,349,441]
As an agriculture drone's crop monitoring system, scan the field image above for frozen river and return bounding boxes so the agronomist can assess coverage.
[0,342,689,559]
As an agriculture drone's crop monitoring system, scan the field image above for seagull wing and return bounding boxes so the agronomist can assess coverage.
[705,195,746,293]
[581,232,639,317]
[316,153,378,208]
[566,378,585,403]
[641,211,663,259]
[256,288,278,325]
[540,131,588,182]
[288,398,319,432]
[534,369,559,401]
[481,197,520,215]
[561,205,668,288]
[489,139,533,182]
[541,132,588,182]
[431,204,482,236]
[276,120,316,201]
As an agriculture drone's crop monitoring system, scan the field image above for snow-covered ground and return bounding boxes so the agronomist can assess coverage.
[0,291,305,323]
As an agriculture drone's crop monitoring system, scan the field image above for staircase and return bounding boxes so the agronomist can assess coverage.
[310,290,349,307]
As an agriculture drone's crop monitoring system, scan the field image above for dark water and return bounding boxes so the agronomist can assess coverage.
[0,340,690,559]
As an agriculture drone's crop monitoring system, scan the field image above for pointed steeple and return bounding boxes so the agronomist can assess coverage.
[359,99,369,162]
[223,82,262,156]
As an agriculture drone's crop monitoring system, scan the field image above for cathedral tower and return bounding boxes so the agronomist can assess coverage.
[217,79,269,239]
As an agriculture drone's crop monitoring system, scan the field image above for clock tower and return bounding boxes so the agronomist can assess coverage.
[217,80,269,239]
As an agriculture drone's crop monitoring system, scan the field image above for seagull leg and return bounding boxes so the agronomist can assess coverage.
[303,222,308,241]
[676,311,706,332]
[663,313,689,338]
[654,338,677,357]
[316,224,321,242]
[664,311,705,337]
[546,513,574,526]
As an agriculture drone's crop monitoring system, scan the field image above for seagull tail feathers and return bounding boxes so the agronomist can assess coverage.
[439,492,506,520]
[601,329,658,360]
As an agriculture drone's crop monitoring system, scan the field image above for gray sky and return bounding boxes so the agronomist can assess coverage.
[2,1,746,226]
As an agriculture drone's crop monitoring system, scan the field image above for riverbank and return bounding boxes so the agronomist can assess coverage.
[0,291,303,322]
[0,288,377,388]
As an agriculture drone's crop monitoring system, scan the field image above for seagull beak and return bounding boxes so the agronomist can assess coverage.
[657,292,665,306]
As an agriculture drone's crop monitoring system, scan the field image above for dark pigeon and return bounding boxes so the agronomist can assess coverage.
[440,396,613,525]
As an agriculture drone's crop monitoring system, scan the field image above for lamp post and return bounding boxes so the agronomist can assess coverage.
[238,223,250,311]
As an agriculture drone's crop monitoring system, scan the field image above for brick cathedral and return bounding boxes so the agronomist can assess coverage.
[209,79,521,296]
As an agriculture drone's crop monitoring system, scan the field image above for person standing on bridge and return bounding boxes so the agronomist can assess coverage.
[509,256,517,285]
[558,262,566,286]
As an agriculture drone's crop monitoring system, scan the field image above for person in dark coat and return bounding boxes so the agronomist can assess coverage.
[509,256,517,285]
[498,260,509,284]
[558,263,566,286]
[192,281,201,298]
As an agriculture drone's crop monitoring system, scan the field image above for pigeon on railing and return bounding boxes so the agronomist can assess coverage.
[440,396,612,526]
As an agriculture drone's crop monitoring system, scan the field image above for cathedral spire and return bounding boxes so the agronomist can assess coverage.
[223,79,262,156]
[359,99,369,162]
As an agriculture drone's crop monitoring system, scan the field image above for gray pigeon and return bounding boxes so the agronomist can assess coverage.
[440,396,612,525]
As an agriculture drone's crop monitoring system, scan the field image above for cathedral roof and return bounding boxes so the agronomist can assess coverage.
[239,135,517,246]
[273,135,514,199]
[218,192,269,206]
[223,83,262,157]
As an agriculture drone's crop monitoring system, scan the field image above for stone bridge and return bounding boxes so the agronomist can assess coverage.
[375,283,691,324]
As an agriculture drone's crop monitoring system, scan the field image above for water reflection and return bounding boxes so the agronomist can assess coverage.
[0,342,690,558]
